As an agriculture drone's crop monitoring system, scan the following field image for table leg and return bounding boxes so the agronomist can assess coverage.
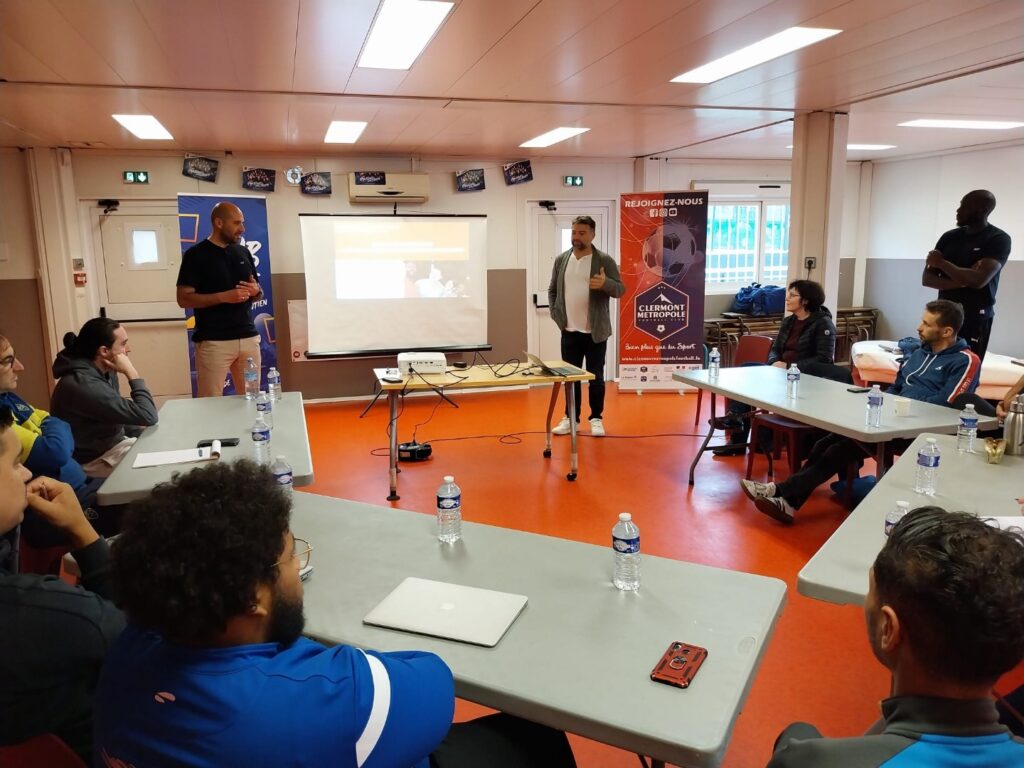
[387,391,400,501]
[543,382,560,459]
[688,392,718,485]
[565,381,578,481]
[875,442,888,480]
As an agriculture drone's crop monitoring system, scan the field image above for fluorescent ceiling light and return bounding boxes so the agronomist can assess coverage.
[519,127,590,148]
[898,119,1024,130]
[787,144,896,150]
[358,0,454,70]
[111,114,173,140]
[671,27,841,84]
[324,121,368,143]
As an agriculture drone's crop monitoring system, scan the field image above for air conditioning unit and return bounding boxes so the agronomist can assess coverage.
[348,172,430,204]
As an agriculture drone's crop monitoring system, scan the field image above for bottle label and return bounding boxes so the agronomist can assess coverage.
[252,430,270,443]
[868,395,883,407]
[788,372,799,382]
[274,471,293,486]
[613,535,640,554]
[257,401,273,413]
[245,372,257,381]
[437,494,461,511]
[960,417,977,428]
[916,452,939,468]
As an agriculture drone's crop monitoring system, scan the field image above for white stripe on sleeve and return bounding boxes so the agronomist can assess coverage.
[355,650,392,767]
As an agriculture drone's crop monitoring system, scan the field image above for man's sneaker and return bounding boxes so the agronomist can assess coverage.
[552,417,574,435]
[740,479,776,501]
[754,496,796,524]
[712,442,746,457]
[589,418,605,437]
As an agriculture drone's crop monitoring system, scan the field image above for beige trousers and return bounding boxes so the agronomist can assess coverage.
[195,336,261,397]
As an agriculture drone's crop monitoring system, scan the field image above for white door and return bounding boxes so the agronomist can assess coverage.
[528,202,616,375]
[91,203,192,401]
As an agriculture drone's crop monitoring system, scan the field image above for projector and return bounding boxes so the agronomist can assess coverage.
[397,352,447,374]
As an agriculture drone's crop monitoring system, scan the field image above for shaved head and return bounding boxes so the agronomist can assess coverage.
[209,202,245,246]
[211,202,242,226]
[956,190,996,228]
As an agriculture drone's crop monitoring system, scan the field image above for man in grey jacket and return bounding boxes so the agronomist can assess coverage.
[547,215,624,437]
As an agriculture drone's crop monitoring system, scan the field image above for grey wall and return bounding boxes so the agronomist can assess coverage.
[838,257,855,308]
[864,260,1024,356]
[273,269,528,399]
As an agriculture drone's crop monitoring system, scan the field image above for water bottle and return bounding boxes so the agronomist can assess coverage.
[956,403,978,453]
[267,366,282,400]
[612,512,641,591]
[251,415,271,464]
[708,346,721,379]
[243,357,259,400]
[913,437,940,496]
[866,385,884,428]
[270,455,293,496]
[884,500,910,537]
[436,475,462,544]
[786,364,800,399]
[255,390,274,429]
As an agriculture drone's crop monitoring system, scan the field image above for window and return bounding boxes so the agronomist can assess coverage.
[124,225,168,271]
[131,230,159,265]
[704,201,790,288]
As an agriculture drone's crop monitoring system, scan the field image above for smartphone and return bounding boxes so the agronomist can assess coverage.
[197,438,241,448]
[650,641,708,689]
[846,386,871,393]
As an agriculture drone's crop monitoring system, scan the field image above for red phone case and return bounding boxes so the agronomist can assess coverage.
[650,641,708,688]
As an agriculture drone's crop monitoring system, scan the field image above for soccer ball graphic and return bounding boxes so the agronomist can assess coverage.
[641,226,698,284]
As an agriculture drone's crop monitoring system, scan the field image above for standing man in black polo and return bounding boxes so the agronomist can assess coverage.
[921,189,1010,362]
[548,215,624,437]
[176,202,263,397]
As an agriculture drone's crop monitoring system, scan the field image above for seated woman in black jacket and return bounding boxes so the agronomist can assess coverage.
[714,280,837,455]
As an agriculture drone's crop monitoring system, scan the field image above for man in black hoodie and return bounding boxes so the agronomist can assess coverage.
[0,404,125,762]
[51,317,158,477]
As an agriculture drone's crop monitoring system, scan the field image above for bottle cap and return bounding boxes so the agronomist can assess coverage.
[443,475,454,483]
[276,455,285,460]
[896,500,910,509]
[619,512,632,521]
[926,437,937,444]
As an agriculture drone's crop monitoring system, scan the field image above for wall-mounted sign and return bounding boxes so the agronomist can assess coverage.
[563,175,583,187]
[300,172,332,195]
[455,168,485,192]
[502,160,533,186]
[242,167,276,192]
[182,155,219,182]
[354,171,386,185]
[122,170,149,184]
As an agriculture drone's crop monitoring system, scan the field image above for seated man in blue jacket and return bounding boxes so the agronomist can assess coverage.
[740,300,980,523]
[95,460,576,768]
[768,506,1024,766]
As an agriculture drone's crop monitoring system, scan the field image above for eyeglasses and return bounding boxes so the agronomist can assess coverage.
[0,355,16,369]
[275,537,312,571]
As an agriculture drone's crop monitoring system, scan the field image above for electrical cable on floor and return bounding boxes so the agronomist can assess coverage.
[369,430,714,456]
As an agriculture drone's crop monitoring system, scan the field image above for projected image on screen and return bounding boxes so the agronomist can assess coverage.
[300,215,488,357]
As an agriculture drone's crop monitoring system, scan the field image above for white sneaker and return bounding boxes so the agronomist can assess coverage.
[740,479,776,501]
[589,418,605,437]
[552,417,573,435]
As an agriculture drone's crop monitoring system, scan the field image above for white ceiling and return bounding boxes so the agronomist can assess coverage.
[1,0,1022,161]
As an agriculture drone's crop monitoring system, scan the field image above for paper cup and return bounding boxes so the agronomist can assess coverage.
[893,397,912,417]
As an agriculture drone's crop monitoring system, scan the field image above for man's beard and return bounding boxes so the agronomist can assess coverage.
[267,588,306,646]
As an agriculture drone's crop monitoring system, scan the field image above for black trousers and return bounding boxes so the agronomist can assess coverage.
[431,713,576,768]
[960,308,994,362]
[559,330,607,421]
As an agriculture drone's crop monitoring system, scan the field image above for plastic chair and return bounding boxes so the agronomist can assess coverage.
[0,733,87,768]
[715,334,773,424]
[745,412,819,479]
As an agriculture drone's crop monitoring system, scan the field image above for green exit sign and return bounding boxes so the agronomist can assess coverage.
[562,175,583,187]
[122,170,150,184]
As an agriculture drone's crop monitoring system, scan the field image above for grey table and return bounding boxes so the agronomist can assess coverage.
[96,392,313,505]
[798,432,1024,605]
[674,367,995,485]
[293,492,787,768]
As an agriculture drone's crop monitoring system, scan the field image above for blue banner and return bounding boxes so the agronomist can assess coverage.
[177,194,276,396]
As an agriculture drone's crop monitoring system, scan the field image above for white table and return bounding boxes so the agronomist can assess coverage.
[96,392,313,505]
[293,492,787,768]
[798,433,1024,605]
[673,367,995,485]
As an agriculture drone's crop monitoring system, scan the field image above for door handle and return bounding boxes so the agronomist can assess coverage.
[532,294,549,309]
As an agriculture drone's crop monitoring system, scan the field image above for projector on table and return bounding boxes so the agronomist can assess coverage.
[397,352,447,375]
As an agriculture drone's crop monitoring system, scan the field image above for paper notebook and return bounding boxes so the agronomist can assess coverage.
[132,441,222,469]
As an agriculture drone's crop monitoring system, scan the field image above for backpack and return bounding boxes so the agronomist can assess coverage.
[751,285,786,316]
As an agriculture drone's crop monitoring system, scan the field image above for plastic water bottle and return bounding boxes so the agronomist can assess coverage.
[255,390,273,429]
[885,500,910,537]
[612,512,641,591]
[251,415,271,464]
[957,403,978,453]
[866,385,884,428]
[436,475,462,544]
[243,357,259,400]
[786,364,800,399]
[708,346,721,379]
[270,455,293,496]
[267,366,282,400]
[914,438,940,496]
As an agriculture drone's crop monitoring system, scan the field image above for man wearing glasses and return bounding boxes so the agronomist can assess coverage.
[95,460,575,768]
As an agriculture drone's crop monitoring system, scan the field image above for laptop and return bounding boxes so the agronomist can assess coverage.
[522,351,584,377]
[363,577,528,647]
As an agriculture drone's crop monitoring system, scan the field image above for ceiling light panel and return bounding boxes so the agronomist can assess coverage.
[358,0,454,70]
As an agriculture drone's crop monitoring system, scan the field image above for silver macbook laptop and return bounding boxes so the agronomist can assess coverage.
[522,351,584,377]
[363,577,528,647]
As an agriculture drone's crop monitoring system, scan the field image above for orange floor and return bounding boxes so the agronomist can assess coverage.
[301,383,891,767]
